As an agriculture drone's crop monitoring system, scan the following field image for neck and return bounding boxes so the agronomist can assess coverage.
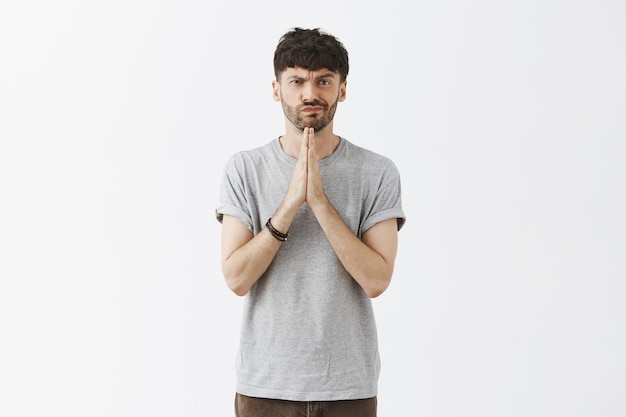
[279,126,340,160]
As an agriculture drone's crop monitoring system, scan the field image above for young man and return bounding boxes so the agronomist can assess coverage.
[216,27,406,417]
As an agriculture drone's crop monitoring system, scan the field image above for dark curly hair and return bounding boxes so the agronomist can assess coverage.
[273,27,349,82]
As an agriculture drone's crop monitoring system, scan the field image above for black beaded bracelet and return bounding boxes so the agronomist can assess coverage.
[266,218,288,242]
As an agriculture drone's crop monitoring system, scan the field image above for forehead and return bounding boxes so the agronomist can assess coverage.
[281,66,339,79]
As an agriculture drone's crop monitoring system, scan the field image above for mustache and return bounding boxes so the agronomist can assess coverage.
[299,101,326,109]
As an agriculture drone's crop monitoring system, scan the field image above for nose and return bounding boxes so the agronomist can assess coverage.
[301,81,317,102]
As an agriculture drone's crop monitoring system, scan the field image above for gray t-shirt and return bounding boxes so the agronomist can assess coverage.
[216,137,405,401]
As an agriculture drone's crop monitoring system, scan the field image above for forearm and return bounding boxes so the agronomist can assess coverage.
[222,228,283,296]
[222,203,300,296]
[309,198,395,298]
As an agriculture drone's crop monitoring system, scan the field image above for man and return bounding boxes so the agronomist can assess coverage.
[216,27,405,417]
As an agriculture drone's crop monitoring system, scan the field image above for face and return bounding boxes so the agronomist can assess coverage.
[273,67,346,132]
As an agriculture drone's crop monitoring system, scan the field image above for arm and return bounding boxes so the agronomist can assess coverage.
[305,129,399,298]
[308,199,399,298]
[220,214,281,296]
[220,131,310,296]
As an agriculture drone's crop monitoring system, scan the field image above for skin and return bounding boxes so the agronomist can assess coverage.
[221,66,399,298]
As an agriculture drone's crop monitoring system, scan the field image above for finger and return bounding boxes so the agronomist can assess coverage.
[309,127,315,151]
[304,127,312,148]
[298,128,309,159]
[308,127,316,159]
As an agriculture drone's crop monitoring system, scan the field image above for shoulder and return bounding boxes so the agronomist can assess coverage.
[341,138,400,174]
[225,140,276,168]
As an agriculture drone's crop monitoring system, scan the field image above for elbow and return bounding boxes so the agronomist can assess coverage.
[223,265,250,296]
[231,287,249,297]
[364,276,391,298]
[367,288,384,299]
[225,276,250,297]
[365,283,388,298]
[360,257,395,298]
[222,260,251,296]
[227,280,249,297]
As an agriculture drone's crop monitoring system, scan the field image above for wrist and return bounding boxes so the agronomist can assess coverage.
[266,218,288,242]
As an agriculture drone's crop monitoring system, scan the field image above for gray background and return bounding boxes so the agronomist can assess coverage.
[1,0,625,416]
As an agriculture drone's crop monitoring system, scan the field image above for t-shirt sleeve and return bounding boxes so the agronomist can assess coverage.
[215,154,254,233]
[360,159,406,234]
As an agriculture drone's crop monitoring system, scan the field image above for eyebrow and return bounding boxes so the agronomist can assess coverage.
[287,71,337,80]
[315,72,336,79]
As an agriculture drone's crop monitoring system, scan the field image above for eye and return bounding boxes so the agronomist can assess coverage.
[319,79,331,86]
[290,79,302,84]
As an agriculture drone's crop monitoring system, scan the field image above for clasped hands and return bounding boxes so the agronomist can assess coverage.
[285,127,327,210]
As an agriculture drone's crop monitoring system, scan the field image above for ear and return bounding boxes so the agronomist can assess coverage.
[338,80,347,102]
[272,80,281,102]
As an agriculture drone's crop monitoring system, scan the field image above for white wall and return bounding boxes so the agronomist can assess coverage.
[1,1,625,416]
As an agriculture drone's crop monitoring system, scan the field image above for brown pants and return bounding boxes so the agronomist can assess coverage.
[234,393,377,417]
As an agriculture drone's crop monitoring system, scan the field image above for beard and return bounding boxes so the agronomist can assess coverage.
[280,96,339,132]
